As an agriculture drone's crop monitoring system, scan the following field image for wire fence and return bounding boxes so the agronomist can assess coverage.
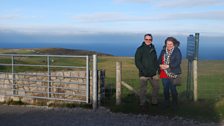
[99,59,224,106]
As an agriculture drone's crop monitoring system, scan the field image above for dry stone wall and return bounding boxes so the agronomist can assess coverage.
[0,71,93,104]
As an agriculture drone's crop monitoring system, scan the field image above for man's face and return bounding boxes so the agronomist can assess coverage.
[144,36,152,45]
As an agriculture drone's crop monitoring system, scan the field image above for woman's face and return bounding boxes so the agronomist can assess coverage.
[166,41,174,51]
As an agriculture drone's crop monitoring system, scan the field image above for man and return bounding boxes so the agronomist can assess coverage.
[135,34,159,106]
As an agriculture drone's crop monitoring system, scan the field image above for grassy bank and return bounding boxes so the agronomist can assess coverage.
[0,49,224,122]
[98,56,224,122]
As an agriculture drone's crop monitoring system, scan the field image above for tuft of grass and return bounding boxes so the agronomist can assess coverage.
[47,101,92,109]
[6,99,26,105]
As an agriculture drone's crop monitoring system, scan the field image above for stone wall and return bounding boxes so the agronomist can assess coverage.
[0,71,93,104]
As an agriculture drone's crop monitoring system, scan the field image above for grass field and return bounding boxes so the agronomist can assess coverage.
[97,56,224,122]
[0,49,224,122]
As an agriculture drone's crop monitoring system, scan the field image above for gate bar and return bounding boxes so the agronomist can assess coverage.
[92,54,98,110]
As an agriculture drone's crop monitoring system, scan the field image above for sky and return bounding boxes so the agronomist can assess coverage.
[1,0,224,36]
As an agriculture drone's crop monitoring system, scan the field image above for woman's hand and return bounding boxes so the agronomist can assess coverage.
[160,64,169,70]
[159,64,165,70]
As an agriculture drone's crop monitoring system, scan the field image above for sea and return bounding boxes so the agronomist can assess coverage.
[0,33,224,60]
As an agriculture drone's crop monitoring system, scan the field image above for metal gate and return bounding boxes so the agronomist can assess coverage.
[0,54,98,104]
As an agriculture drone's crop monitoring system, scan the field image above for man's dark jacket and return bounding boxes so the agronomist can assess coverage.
[135,42,158,77]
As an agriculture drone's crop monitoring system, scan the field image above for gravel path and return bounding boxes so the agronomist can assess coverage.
[0,105,221,126]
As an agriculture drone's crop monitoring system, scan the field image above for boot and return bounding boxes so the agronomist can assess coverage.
[172,94,178,111]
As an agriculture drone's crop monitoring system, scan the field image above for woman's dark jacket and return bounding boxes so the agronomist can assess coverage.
[158,46,182,75]
[135,42,158,77]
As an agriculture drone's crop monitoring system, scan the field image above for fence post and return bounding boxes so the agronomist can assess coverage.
[193,33,199,102]
[47,56,51,98]
[12,55,17,95]
[116,62,121,105]
[193,60,197,102]
[100,69,105,103]
[93,54,98,110]
[86,56,90,103]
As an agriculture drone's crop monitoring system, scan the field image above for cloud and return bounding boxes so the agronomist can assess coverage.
[157,0,224,8]
[0,15,21,20]
[73,12,130,22]
[1,22,224,37]
[73,12,156,22]
[73,10,224,23]
[0,15,41,21]
[114,0,224,8]
[159,10,224,20]
[0,25,98,35]
[73,12,160,23]
[1,11,224,36]
[113,0,151,3]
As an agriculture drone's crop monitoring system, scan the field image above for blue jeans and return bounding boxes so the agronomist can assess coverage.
[162,78,178,106]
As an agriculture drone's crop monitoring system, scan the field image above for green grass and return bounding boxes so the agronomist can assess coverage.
[98,56,224,122]
[0,49,35,54]
[0,56,86,72]
[48,102,92,109]
[5,99,26,105]
[0,49,224,122]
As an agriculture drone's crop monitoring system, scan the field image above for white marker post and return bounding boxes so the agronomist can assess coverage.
[193,33,199,102]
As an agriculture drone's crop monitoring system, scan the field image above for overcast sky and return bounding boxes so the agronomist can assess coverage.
[1,0,224,36]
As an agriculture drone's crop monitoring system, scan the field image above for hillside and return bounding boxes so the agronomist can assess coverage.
[0,48,112,56]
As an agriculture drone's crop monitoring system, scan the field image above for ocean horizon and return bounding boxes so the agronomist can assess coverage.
[1,33,224,60]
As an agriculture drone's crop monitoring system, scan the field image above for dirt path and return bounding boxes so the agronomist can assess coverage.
[0,105,221,126]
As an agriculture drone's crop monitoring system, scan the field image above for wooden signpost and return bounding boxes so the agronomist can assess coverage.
[186,33,199,101]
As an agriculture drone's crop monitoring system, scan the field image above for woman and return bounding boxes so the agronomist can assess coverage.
[158,37,182,109]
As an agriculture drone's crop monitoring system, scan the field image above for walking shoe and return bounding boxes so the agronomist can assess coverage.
[151,97,158,105]
[139,104,148,113]
[151,103,158,106]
